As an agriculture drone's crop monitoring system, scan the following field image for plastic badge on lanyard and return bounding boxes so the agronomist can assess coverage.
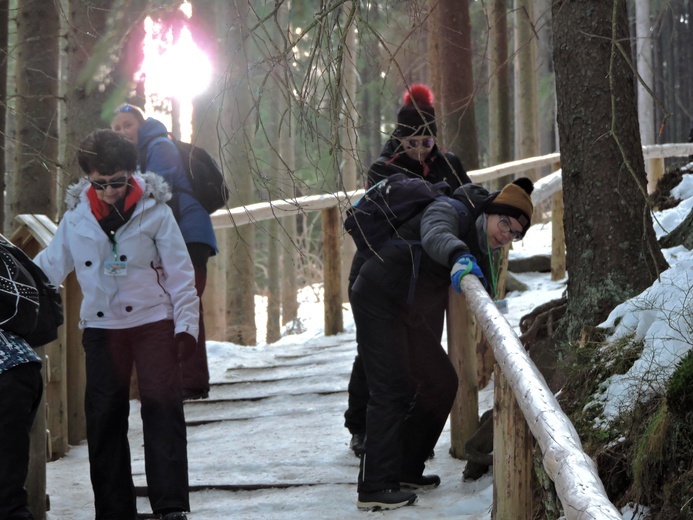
[104,261,127,276]
[104,233,127,276]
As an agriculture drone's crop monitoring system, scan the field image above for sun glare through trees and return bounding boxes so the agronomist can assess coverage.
[137,4,211,139]
[140,10,211,103]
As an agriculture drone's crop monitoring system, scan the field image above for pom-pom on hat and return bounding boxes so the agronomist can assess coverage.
[394,84,437,137]
[486,177,534,234]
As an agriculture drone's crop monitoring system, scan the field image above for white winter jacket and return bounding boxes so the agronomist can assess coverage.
[34,173,199,338]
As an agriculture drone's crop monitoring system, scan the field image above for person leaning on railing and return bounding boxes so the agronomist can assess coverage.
[350,177,534,512]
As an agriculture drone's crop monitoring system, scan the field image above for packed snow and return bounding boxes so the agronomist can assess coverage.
[594,168,693,425]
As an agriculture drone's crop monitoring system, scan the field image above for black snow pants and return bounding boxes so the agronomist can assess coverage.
[350,281,458,493]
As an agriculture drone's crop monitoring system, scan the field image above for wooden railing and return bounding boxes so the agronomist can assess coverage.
[18,143,693,519]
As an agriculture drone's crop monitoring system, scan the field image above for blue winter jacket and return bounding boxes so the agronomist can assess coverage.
[137,118,218,254]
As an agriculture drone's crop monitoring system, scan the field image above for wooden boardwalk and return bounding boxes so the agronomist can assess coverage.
[46,333,488,519]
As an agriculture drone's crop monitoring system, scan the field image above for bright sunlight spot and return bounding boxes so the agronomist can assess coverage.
[139,16,211,103]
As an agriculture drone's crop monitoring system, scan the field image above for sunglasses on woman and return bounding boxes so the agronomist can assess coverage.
[90,176,129,191]
[405,138,435,148]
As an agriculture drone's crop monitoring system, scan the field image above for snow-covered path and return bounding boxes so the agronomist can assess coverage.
[46,329,494,519]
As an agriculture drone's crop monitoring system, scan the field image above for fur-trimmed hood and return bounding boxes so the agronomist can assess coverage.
[65,172,172,211]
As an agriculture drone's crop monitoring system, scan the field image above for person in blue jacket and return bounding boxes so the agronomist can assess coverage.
[112,105,217,400]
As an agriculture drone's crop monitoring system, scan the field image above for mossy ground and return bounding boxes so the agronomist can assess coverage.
[552,332,693,519]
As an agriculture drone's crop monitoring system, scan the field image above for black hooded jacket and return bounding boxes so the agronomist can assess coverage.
[367,138,471,191]
[352,183,499,307]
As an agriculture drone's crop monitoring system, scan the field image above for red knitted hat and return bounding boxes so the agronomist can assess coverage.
[394,84,437,137]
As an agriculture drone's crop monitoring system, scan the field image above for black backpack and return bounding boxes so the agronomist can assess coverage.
[0,236,63,346]
[171,137,230,214]
[143,136,230,214]
[345,173,468,255]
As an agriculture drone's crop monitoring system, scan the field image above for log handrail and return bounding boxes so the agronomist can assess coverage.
[209,142,693,227]
[459,275,621,519]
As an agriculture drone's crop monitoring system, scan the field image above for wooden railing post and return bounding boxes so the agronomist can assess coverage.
[322,206,343,335]
[201,230,226,341]
[27,345,47,520]
[493,366,534,519]
[44,290,68,460]
[447,290,480,458]
[646,157,665,194]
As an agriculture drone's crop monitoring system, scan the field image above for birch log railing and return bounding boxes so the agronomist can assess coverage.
[18,143,693,519]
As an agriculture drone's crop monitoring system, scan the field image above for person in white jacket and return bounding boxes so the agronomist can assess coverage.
[34,129,198,520]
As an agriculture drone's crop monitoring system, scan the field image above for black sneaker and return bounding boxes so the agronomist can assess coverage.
[349,432,366,457]
[357,489,417,511]
[400,474,441,490]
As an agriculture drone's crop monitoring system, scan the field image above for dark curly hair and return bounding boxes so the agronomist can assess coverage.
[77,129,138,176]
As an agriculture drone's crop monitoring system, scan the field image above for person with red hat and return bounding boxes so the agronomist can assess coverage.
[368,83,469,188]
[344,84,471,457]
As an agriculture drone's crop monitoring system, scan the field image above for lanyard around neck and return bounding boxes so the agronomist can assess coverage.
[486,239,498,299]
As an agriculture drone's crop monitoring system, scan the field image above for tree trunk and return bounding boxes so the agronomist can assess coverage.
[436,0,479,170]
[263,0,297,343]
[340,2,358,299]
[358,1,382,169]
[427,0,443,147]
[223,0,256,345]
[534,0,556,156]
[12,0,60,228]
[514,0,540,172]
[552,0,668,342]
[279,91,298,327]
[636,0,654,147]
[63,0,137,215]
[488,0,512,171]
[190,0,227,341]
[0,1,7,232]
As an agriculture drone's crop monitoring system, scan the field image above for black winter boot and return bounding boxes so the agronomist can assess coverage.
[357,489,417,511]
[400,474,441,490]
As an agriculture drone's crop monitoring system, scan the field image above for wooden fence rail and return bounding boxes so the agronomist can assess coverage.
[18,143,693,518]
[460,276,621,519]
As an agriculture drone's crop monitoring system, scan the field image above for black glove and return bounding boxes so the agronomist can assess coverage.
[175,332,197,362]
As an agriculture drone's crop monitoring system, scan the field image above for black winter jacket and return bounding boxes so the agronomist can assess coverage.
[366,138,471,191]
[353,183,498,307]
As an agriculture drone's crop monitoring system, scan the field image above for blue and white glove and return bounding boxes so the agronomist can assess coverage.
[450,254,484,294]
